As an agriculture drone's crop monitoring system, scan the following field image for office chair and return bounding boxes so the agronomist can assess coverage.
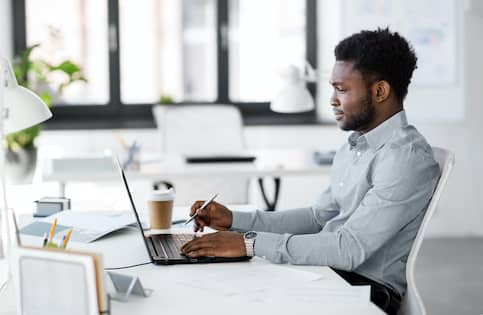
[152,104,249,205]
[398,147,455,315]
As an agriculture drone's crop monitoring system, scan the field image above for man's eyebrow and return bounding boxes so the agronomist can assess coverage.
[329,80,343,86]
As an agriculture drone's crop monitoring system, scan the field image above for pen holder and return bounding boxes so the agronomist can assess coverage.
[13,246,109,315]
[46,242,65,249]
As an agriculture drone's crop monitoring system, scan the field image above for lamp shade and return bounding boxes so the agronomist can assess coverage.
[1,58,52,134]
[270,83,315,113]
[4,86,52,134]
[270,64,315,113]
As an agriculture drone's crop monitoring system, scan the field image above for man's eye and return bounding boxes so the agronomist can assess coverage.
[336,87,346,92]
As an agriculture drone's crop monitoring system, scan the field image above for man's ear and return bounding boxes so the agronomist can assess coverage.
[373,80,391,103]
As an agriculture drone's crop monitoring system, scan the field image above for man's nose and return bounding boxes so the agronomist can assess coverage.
[330,92,339,107]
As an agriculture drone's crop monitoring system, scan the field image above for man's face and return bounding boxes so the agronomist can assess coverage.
[329,61,375,132]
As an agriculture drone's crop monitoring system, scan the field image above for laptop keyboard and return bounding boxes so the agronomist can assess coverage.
[154,234,195,259]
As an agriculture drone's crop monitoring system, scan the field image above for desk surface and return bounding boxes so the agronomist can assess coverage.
[1,208,385,315]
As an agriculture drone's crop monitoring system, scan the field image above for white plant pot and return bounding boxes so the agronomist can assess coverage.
[5,147,38,184]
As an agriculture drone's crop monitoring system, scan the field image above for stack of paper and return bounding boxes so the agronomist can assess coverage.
[20,211,137,243]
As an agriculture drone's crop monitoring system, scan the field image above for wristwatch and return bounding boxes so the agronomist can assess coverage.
[243,231,257,257]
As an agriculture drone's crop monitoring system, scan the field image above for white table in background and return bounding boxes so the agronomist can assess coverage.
[41,149,332,210]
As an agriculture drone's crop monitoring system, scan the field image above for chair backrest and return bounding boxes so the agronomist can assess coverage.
[398,147,455,315]
[152,104,249,205]
[153,104,245,155]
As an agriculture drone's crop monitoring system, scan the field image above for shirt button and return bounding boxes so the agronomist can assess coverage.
[357,151,361,156]
[339,182,344,187]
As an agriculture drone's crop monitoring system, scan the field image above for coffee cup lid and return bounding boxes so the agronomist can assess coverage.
[147,188,175,201]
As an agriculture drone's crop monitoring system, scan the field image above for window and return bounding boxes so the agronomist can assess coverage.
[25,0,109,105]
[12,0,318,129]
[119,0,217,103]
[229,0,307,102]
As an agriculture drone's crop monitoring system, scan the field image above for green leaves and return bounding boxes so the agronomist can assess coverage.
[7,44,86,150]
[46,60,87,93]
[6,125,41,150]
[159,95,174,105]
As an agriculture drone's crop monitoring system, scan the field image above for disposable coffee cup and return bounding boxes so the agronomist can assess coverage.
[147,188,175,229]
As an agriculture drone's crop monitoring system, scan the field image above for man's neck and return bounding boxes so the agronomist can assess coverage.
[359,105,403,134]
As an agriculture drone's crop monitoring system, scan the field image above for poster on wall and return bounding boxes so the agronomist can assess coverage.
[341,0,457,87]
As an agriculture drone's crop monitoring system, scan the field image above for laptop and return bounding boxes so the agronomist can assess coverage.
[115,158,252,265]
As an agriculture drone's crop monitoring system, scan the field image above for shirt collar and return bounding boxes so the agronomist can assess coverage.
[348,110,408,151]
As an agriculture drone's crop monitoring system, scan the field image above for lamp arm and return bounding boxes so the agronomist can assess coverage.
[303,61,317,82]
[0,58,11,259]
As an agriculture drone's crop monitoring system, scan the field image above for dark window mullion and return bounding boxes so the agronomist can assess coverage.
[306,0,317,100]
[108,0,121,115]
[216,0,229,103]
[12,0,27,56]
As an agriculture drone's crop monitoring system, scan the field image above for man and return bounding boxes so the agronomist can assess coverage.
[181,28,441,315]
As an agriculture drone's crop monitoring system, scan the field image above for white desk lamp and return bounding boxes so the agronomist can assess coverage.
[270,62,316,113]
[0,57,52,284]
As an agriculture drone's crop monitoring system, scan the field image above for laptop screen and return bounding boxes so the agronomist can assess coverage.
[114,157,153,262]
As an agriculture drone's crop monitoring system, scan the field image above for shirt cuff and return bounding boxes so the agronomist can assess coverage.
[253,232,284,261]
[230,211,253,232]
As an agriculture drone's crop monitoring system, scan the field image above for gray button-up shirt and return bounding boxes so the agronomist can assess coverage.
[231,110,441,296]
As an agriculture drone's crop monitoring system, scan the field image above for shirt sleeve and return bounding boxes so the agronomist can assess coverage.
[231,187,340,234]
[252,147,441,269]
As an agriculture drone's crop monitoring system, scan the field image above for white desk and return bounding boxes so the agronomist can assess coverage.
[0,206,385,315]
[42,149,331,210]
[1,229,385,315]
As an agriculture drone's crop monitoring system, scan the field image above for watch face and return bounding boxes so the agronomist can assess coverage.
[244,231,257,239]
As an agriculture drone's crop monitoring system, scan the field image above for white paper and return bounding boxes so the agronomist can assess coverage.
[159,263,323,295]
[38,211,137,243]
[263,285,371,305]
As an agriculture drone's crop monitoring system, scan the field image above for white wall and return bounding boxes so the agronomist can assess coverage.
[315,1,483,237]
[0,0,12,58]
[3,2,483,237]
[398,4,483,237]
[423,5,483,236]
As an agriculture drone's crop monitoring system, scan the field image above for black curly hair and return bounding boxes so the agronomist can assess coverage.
[334,27,417,103]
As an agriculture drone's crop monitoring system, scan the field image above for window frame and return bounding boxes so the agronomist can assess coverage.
[12,0,319,129]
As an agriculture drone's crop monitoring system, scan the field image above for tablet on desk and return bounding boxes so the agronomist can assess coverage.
[185,155,257,164]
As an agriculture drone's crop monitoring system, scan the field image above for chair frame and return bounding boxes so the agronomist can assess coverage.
[398,147,455,315]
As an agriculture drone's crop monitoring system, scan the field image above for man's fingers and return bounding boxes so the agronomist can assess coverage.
[190,200,205,216]
[183,241,209,253]
[193,224,205,233]
[187,248,214,258]
[181,236,211,253]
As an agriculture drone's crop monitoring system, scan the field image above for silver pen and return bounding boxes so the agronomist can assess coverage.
[184,193,218,225]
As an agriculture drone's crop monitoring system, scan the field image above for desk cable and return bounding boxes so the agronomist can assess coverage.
[104,261,151,271]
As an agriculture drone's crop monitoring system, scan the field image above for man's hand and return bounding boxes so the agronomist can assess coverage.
[189,200,233,232]
[180,231,246,258]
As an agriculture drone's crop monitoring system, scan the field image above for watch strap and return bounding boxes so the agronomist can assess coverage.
[244,238,255,257]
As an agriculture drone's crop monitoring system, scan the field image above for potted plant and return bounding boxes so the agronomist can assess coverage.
[5,44,86,183]
[158,95,174,105]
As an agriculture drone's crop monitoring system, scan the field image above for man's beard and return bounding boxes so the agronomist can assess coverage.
[340,89,375,131]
